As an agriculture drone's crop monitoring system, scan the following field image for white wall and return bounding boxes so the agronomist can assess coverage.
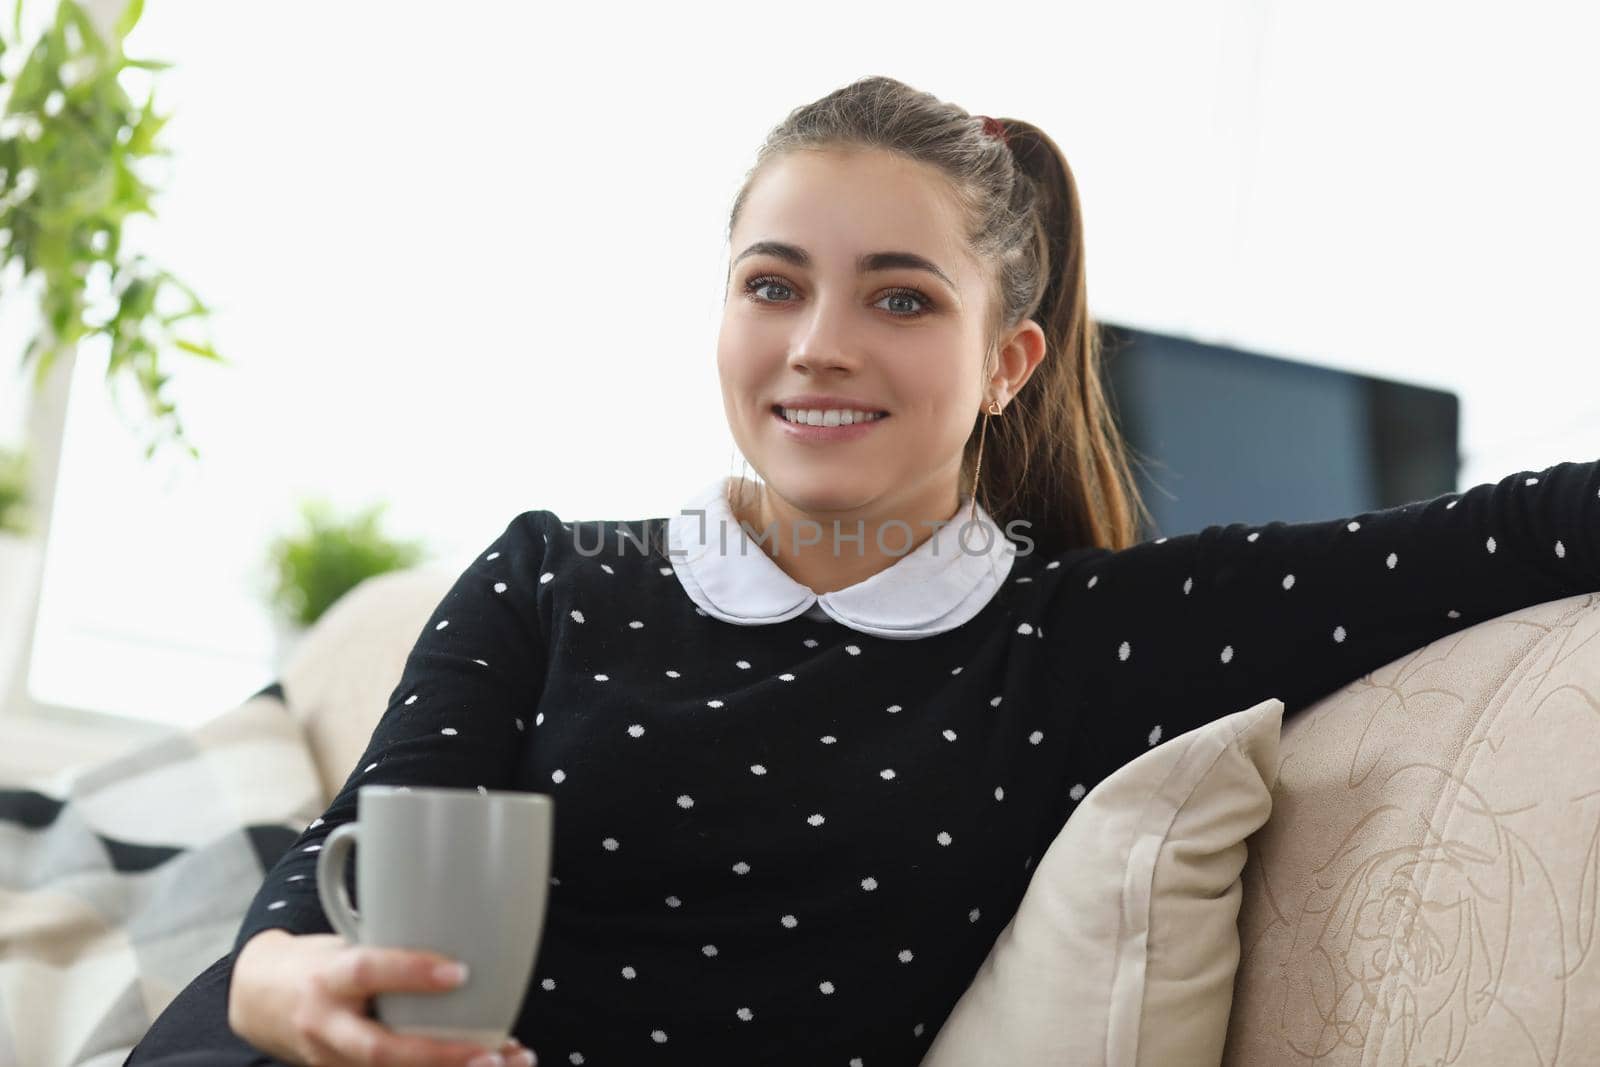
[3,0,1595,727]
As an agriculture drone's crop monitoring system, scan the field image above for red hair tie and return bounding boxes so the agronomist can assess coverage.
[977,115,1010,146]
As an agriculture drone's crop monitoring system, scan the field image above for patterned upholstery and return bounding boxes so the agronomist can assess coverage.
[1226,591,1600,1065]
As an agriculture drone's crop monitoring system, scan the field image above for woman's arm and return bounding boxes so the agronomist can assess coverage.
[230,509,555,954]
[1040,457,1598,792]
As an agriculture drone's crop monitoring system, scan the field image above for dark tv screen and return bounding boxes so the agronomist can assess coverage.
[1099,324,1460,542]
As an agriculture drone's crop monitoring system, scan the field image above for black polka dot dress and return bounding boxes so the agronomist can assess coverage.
[231,459,1599,1066]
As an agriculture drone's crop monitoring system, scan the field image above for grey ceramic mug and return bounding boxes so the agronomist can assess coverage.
[314,784,554,1045]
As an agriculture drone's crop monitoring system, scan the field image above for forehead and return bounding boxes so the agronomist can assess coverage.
[734,148,979,280]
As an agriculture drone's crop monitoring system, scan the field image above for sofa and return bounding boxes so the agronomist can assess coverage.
[5,568,1598,1066]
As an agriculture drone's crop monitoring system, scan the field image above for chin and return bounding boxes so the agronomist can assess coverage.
[759,469,880,516]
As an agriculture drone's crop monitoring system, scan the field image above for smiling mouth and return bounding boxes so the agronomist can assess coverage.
[770,405,891,427]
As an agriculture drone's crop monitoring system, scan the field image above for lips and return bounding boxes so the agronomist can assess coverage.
[769,407,889,439]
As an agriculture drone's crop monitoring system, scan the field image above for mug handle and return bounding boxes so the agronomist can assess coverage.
[315,823,363,943]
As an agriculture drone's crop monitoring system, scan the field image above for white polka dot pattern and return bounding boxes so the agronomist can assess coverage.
[228,466,1600,1063]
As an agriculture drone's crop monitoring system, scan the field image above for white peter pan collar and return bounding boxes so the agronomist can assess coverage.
[666,476,1016,640]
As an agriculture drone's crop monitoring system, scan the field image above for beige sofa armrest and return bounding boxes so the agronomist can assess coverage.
[1226,591,1600,1065]
[277,566,457,802]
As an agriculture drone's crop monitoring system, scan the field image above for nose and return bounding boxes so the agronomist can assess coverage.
[788,348,858,376]
[786,299,862,376]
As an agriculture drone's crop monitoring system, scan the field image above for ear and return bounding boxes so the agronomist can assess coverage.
[984,320,1048,411]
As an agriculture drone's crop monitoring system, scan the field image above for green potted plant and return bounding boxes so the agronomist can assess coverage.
[261,498,429,668]
[2,0,227,462]
[0,443,40,701]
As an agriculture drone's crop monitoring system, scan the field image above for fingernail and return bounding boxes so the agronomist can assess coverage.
[466,1054,504,1067]
[511,1052,535,1067]
[434,961,469,985]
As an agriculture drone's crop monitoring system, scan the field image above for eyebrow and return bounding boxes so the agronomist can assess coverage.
[731,240,958,293]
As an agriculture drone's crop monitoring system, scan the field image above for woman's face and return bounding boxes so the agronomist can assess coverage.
[717,147,997,520]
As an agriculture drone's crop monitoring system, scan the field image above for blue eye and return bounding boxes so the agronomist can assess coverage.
[745,276,796,304]
[875,288,933,316]
[742,276,935,318]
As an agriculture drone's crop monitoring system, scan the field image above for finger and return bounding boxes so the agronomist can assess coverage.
[499,1040,537,1066]
[318,1008,501,1067]
[320,945,469,1000]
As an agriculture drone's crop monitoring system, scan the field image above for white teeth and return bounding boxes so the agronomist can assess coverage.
[780,407,886,426]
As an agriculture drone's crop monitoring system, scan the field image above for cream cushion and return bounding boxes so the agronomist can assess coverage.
[922,696,1283,1066]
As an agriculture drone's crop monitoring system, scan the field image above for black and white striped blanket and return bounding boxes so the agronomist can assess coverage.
[0,684,324,1067]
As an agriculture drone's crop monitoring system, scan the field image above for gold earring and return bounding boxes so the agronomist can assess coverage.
[968,397,1003,529]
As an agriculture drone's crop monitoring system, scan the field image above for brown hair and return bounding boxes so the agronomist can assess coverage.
[724,75,1152,555]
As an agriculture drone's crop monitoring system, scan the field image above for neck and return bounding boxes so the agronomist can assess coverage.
[728,475,969,596]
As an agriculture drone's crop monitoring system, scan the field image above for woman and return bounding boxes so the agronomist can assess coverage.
[129,74,1599,1067]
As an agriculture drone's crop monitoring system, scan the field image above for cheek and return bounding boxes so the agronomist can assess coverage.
[888,352,977,417]
[717,323,787,396]
[892,373,983,454]
[714,331,753,396]
[715,359,769,438]
[717,310,759,363]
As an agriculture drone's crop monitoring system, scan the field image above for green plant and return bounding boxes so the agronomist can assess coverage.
[0,443,31,534]
[0,0,226,463]
[266,499,429,628]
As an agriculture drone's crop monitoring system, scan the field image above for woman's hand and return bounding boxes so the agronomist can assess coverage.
[229,929,537,1067]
